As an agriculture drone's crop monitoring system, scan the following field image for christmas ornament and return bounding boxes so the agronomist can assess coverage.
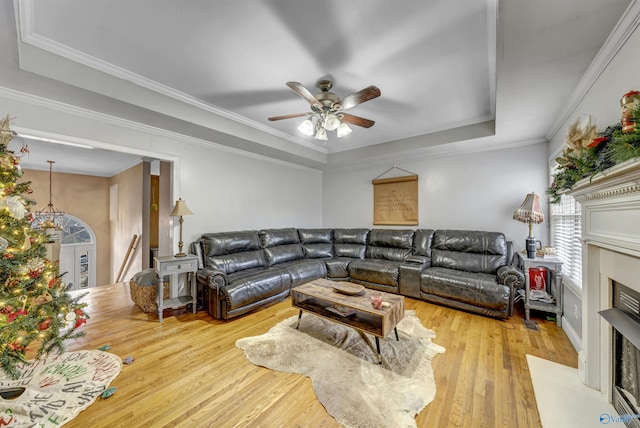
[621,90,640,133]
[2,195,27,219]
[38,318,51,330]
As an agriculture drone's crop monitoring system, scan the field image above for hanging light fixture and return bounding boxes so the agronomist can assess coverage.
[299,113,353,141]
[337,122,352,137]
[34,161,65,230]
[297,119,315,136]
[314,126,328,141]
[323,113,341,131]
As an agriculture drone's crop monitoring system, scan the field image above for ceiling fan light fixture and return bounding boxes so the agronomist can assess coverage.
[314,127,328,141]
[298,119,315,136]
[324,114,341,131]
[337,122,352,138]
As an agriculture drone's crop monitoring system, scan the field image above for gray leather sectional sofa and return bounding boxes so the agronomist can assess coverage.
[190,228,524,320]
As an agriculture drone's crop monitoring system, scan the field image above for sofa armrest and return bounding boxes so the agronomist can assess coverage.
[497,265,524,317]
[405,255,431,265]
[196,268,227,288]
[399,257,431,299]
[497,265,524,288]
[197,268,227,319]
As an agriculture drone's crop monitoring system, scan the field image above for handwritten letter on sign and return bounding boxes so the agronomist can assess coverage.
[372,175,418,225]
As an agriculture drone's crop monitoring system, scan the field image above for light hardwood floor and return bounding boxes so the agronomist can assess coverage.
[53,283,576,428]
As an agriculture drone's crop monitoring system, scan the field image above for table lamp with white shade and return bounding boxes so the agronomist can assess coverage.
[170,198,193,257]
[513,192,544,259]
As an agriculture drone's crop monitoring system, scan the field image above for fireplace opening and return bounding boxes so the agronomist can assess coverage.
[600,281,640,428]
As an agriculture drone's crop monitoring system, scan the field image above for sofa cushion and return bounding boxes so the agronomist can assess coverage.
[297,228,333,244]
[368,229,414,249]
[349,259,401,287]
[303,243,333,259]
[207,250,266,275]
[223,270,289,311]
[421,267,509,311]
[276,259,327,287]
[201,231,261,256]
[333,228,368,259]
[264,244,305,266]
[325,257,354,279]
[334,244,366,259]
[365,229,414,262]
[200,231,264,273]
[333,228,369,244]
[298,229,334,259]
[259,228,300,247]
[413,229,435,257]
[431,230,507,274]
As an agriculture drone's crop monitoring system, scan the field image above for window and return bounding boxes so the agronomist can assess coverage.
[59,215,94,245]
[550,193,582,288]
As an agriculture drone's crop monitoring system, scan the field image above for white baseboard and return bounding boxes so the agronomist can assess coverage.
[562,315,582,352]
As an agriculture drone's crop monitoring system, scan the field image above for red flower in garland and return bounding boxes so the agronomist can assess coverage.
[73,308,87,329]
[7,309,28,323]
[48,278,61,289]
[587,137,608,148]
[7,342,27,352]
[4,253,13,259]
[74,317,87,329]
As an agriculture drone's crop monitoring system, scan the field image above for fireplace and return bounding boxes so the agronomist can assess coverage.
[601,282,640,427]
[567,158,640,416]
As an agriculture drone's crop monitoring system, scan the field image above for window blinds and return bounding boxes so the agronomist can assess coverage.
[550,193,582,288]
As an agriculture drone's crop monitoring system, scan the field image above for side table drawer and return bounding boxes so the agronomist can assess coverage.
[157,259,198,276]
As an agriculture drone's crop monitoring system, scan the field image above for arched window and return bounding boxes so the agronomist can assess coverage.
[58,215,96,289]
[59,215,95,245]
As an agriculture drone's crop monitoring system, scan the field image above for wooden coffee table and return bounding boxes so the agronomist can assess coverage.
[291,278,405,363]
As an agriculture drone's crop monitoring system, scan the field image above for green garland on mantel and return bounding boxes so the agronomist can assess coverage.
[548,103,640,203]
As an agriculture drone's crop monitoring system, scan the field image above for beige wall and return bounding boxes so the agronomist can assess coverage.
[24,169,111,286]
[110,163,144,283]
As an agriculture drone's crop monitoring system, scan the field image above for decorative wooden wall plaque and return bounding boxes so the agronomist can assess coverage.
[372,175,418,225]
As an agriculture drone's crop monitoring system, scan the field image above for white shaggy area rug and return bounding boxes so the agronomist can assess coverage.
[236,310,445,428]
[0,350,122,427]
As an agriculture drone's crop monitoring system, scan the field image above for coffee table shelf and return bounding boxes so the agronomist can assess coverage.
[293,297,386,337]
[291,279,405,363]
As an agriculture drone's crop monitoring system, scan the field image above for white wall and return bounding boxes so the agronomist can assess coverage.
[547,16,640,353]
[323,143,550,252]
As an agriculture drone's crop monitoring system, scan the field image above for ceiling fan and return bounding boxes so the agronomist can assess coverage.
[268,80,381,141]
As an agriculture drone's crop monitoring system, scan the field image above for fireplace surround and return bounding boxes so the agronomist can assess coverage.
[568,158,640,413]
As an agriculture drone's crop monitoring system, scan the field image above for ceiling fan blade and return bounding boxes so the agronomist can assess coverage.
[268,113,309,121]
[338,85,381,110]
[340,113,375,128]
[286,82,322,109]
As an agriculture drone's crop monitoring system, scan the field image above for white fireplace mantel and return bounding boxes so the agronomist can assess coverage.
[569,157,640,256]
[567,157,640,398]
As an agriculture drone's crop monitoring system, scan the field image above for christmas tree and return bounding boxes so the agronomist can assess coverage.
[0,115,88,379]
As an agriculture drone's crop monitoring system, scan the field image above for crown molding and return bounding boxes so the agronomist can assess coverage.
[545,0,640,140]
